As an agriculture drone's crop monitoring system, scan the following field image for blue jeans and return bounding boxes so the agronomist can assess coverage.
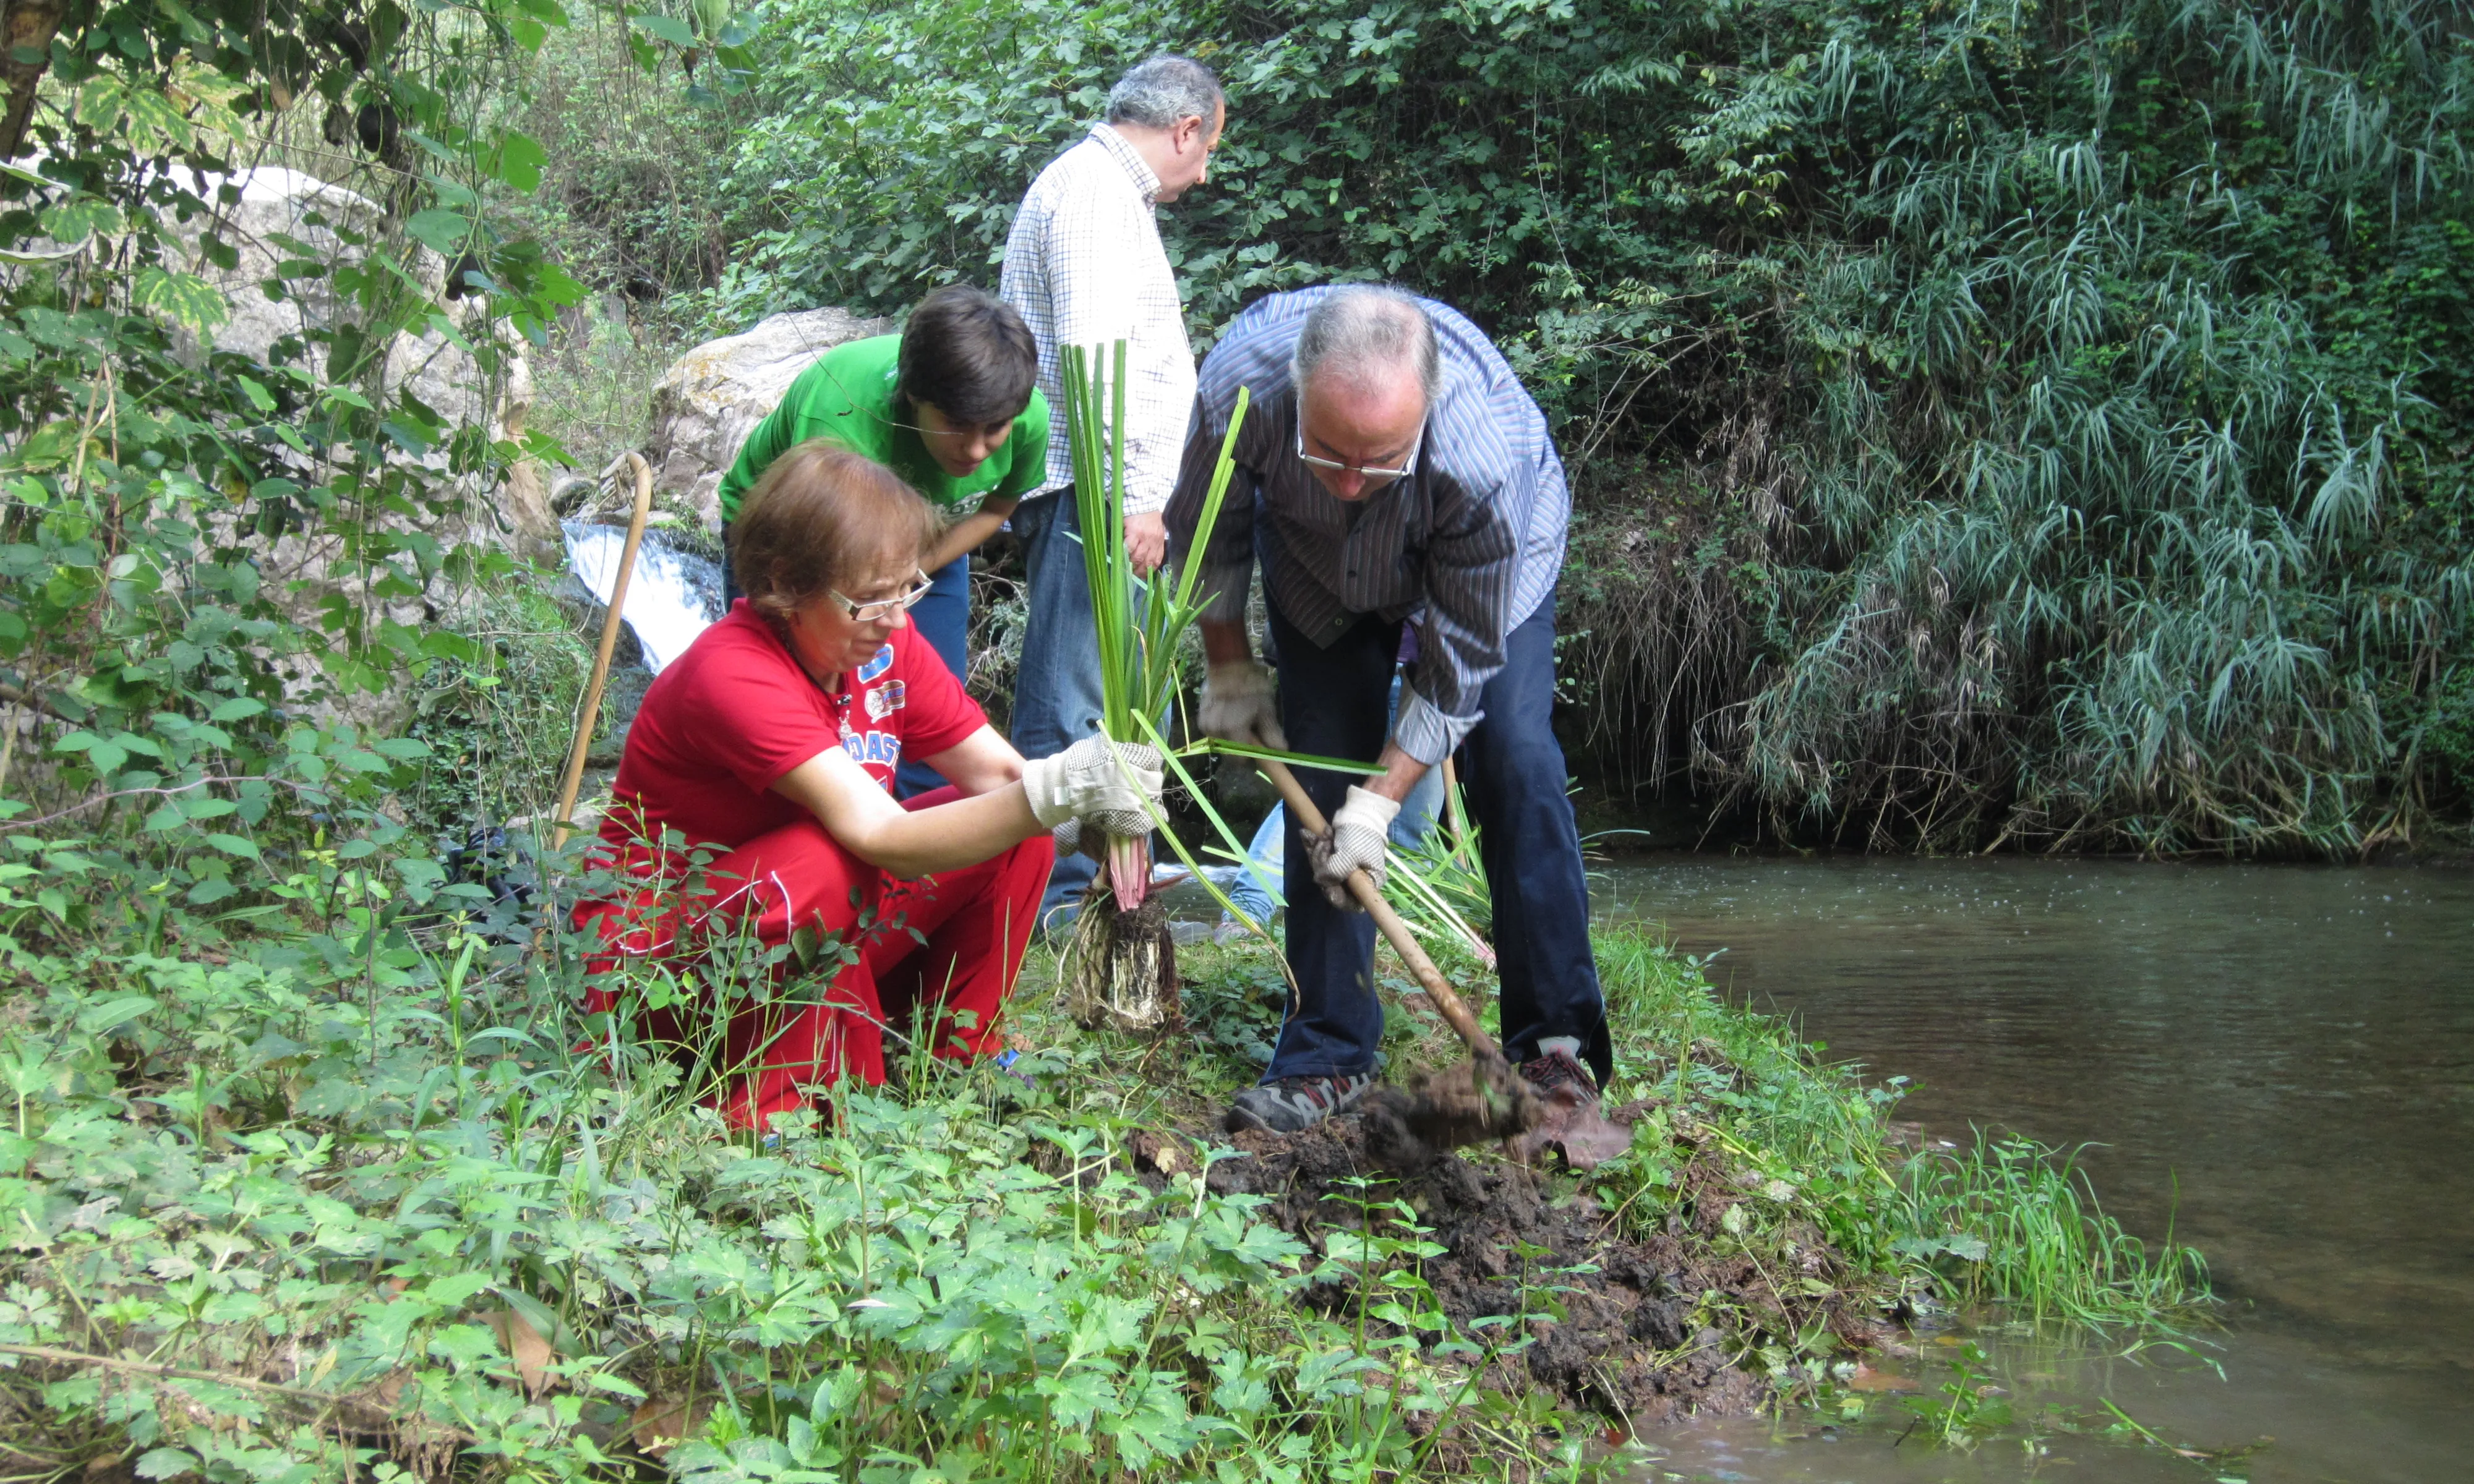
[894,553,971,800]
[1225,675,1444,923]
[1007,489,1111,921]
[1262,599,1609,1087]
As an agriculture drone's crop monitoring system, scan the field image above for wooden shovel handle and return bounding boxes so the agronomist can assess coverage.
[550,451,654,853]
[1256,756,1503,1063]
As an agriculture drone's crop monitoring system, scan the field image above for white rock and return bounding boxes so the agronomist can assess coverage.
[198,166,553,556]
[646,307,895,532]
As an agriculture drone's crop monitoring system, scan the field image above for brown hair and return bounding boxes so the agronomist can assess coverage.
[896,285,1038,425]
[730,441,936,623]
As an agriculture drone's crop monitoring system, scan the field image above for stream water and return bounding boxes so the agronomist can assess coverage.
[1591,856,2474,1484]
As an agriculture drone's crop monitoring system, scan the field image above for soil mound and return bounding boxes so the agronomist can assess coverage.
[1165,1105,1891,1428]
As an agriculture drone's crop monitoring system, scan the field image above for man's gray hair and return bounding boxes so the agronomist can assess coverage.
[1105,56,1223,130]
[1291,286,1441,404]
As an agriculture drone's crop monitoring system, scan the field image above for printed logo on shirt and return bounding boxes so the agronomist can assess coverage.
[856,644,895,683]
[841,730,902,769]
[863,680,907,722]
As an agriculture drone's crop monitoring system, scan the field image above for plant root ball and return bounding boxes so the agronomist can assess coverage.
[1062,891,1181,1034]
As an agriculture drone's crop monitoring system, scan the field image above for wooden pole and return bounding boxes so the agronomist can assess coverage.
[1257,756,1504,1064]
[550,451,653,853]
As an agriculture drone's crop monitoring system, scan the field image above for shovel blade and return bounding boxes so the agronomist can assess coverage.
[1509,1081,1636,1170]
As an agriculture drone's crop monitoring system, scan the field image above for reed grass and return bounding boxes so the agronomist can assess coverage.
[1055,341,1249,910]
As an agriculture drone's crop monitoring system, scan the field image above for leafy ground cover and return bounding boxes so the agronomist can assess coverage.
[0,876,2208,1478]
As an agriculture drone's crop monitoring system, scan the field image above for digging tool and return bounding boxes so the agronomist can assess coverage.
[550,451,654,854]
[1256,755,1634,1169]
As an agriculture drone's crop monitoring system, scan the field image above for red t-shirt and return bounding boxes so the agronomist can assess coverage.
[595,602,985,872]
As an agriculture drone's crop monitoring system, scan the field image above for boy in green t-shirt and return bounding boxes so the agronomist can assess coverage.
[717,286,1051,796]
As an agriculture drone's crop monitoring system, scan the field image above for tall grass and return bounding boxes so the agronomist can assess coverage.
[1056,341,1249,911]
[1896,1133,2212,1331]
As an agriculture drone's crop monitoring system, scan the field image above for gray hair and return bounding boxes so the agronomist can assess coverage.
[1105,56,1223,130]
[1291,286,1441,404]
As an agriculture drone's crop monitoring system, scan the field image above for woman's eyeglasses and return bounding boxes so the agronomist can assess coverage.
[828,569,935,623]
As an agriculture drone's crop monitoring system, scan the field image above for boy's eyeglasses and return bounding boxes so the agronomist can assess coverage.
[1295,422,1422,484]
[828,569,934,623]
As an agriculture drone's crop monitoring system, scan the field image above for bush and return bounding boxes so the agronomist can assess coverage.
[713,0,2473,852]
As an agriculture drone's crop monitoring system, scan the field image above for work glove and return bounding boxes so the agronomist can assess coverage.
[1308,785,1400,910]
[1197,661,1288,751]
[1048,818,1110,861]
[1022,736,1164,838]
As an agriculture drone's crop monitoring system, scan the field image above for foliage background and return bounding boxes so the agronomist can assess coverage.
[654,0,2474,855]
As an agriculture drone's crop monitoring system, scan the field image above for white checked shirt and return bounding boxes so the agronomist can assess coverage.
[1000,124,1195,515]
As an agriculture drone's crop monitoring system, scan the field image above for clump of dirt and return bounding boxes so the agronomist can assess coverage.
[1165,1104,1893,1429]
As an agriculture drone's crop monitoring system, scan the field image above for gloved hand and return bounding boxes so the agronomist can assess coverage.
[1307,785,1400,910]
[1021,736,1164,833]
[1048,818,1109,861]
[1197,661,1288,750]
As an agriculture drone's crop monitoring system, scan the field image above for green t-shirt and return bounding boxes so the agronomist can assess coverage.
[714,334,1053,522]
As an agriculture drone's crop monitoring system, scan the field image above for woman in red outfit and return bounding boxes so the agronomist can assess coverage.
[575,442,1162,1128]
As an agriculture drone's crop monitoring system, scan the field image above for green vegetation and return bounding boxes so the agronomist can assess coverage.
[692,0,2472,854]
[0,0,2232,1474]
[0,899,2207,1475]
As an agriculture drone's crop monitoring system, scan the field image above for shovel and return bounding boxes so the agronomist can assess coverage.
[1255,757,1633,1169]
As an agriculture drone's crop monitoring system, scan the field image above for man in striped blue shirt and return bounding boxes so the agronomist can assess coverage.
[1166,284,1611,1137]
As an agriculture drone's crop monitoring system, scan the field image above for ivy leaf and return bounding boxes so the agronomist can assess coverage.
[133,267,230,333]
[404,208,471,256]
[631,13,697,46]
[487,130,548,194]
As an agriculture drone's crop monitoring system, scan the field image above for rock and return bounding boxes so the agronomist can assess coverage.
[180,166,555,730]
[200,166,556,561]
[645,307,896,532]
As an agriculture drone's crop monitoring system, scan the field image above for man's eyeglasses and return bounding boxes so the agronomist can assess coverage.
[1295,423,1421,485]
[828,569,934,623]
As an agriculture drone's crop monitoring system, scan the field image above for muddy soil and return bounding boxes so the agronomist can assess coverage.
[1142,1104,1894,1429]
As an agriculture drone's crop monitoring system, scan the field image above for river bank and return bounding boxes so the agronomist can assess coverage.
[0,891,2204,1476]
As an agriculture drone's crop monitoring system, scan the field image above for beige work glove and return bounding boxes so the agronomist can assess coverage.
[1022,736,1163,840]
[1197,661,1288,750]
[1307,785,1399,910]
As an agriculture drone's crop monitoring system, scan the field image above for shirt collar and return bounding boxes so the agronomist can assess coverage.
[1090,122,1162,202]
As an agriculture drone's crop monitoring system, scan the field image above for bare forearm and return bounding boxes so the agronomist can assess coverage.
[925,501,1016,574]
[1202,620,1250,668]
[1364,741,1432,806]
[842,786,1042,880]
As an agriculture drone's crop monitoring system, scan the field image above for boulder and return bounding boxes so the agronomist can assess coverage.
[202,166,555,560]
[182,167,555,731]
[645,307,896,532]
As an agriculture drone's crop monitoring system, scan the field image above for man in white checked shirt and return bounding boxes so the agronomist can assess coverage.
[1001,55,1225,923]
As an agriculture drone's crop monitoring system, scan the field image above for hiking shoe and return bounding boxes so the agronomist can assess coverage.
[1518,1048,1601,1105]
[1225,1072,1376,1133]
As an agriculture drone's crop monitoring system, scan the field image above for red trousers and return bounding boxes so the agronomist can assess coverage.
[577,791,1050,1128]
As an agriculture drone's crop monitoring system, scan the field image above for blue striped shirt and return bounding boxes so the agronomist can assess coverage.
[1165,288,1570,765]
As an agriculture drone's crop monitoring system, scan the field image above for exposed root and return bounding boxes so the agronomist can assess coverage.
[1060,891,1180,1033]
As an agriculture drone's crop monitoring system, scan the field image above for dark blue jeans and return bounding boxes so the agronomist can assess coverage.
[1265,598,1610,1087]
[1007,488,1108,921]
[894,553,971,800]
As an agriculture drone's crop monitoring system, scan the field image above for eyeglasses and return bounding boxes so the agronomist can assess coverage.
[1295,422,1422,485]
[826,568,934,623]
